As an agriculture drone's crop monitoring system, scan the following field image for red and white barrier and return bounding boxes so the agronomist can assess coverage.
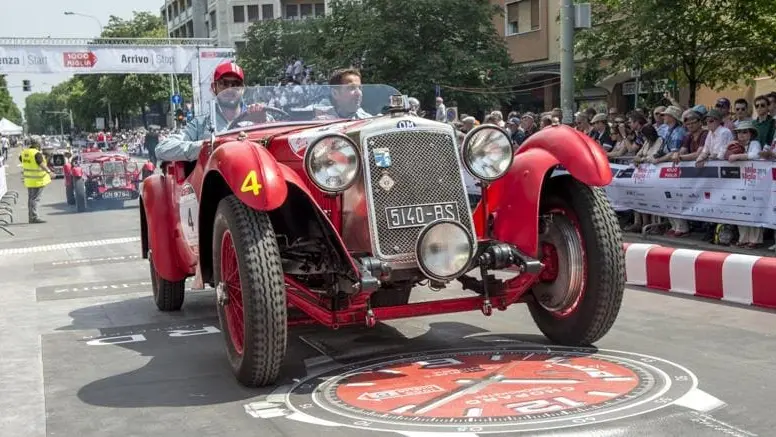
[624,243,776,310]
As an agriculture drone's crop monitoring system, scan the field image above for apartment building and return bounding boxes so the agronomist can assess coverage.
[161,0,330,48]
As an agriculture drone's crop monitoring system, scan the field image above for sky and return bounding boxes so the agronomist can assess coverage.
[1,0,162,114]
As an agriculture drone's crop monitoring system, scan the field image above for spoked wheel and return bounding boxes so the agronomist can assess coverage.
[528,177,625,346]
[213,195,287,387]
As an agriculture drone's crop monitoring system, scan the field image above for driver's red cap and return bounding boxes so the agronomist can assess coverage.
[214,62,245,82]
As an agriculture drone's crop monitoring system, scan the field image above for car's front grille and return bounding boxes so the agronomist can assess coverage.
[102,161,125,174]
[50,155,65,166]
[363,129,473,262]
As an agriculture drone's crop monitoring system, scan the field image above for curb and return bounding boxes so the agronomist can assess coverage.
[624,243,776,310]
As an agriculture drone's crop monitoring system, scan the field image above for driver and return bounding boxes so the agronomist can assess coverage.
[156,62,264,162]
[314,68,372,120]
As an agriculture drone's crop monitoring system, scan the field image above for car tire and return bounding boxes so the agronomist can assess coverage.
[370,284,412,307]
[74,178,87,212]
[213,195,287,388]
[149,253,185,311]
[65,182,75,205]
[527,177,625,346]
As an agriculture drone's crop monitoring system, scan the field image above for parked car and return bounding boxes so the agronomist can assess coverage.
[140,84,625,387]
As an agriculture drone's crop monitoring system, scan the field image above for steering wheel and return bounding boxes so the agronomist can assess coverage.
[226,106,291,131]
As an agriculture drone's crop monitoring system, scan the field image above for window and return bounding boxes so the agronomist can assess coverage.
[186,20,193,36]
[210,11,216,30]
[300,4,313,18]
[173,3,179,17]
[235,41,246,51]
[506,0,540,35]
[167,6,173,20]
[262,4,274,20]
[233,5,245,23]
[247,5,259,22]
[285,4,298,19]
[314,3,325,16]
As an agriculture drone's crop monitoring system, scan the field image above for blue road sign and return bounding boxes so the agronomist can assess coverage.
[171,94,182,105]
[186,111,193,121]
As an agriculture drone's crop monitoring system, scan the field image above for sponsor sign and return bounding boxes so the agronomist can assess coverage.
[0,45,197,74]
[604,160,776,228]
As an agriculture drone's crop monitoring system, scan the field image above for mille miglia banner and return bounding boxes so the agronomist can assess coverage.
[0,45,199,74]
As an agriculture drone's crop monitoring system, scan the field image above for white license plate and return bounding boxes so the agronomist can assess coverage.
[102,190,133,200]
[385,202,459,229]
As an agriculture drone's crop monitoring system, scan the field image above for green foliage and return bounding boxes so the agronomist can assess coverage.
[240,0,521,113]
[0,76,23,125]
[576,0,776,106]
[25,11,191,133]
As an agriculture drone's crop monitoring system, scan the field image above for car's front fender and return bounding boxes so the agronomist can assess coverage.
[474,125,612,258]
[141,173,189,282]
[204,140,290,211]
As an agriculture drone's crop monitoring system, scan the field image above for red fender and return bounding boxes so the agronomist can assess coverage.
[474,125,612,258]
[204,140,290,211]
[142,174,189,282]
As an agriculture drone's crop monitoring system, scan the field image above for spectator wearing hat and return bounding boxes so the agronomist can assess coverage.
[505,117,525,147]
[696,109,734,166]
[626,124,663,233]
[574,112,592,136]
[691,104,708,118]
[520,113,538,140]
[607,116,638,159]
[751,95,775,147]
[652,106,666,128]
[460,116,476,133]
[491,110,506,128]
[650,105,686,165]
[727,120,764,248]
[714,97,736,130]
[590,113,614,151]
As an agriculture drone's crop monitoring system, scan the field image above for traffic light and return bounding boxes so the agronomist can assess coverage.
[175,108,185,125]
[22,80,31,92]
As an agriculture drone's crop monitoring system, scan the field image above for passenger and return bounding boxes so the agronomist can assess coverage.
[155,62,264,162]
[314,68,372,120]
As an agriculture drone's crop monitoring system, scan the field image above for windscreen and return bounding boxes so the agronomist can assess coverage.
[210,84,401,134]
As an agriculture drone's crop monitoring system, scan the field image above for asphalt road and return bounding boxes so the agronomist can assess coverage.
[1,154,774,437]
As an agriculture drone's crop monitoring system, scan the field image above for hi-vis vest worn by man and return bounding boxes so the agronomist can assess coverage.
[20,148,51,188]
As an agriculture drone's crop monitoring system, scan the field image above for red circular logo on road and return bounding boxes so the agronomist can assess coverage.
[333,352,639,419]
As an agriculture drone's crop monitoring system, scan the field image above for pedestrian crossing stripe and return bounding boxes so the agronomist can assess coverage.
[0,236,140,256]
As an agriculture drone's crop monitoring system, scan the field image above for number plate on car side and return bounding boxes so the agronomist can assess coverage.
[102,190,133,200]
[385,202,460,229]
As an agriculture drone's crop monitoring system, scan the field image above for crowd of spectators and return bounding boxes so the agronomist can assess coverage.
[451,91,776,252]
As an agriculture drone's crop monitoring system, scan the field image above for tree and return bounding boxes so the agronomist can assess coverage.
[240,0,521,113]
[0,76,23,125]
[576,0,776,106]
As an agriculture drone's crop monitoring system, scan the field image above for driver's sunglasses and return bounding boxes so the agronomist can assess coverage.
[218,79,243,88]
[735,107,747,112]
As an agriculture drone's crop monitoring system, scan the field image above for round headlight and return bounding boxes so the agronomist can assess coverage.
[89,163,102,175]
[461,125,514,181]
[126,161,138,172]
[416,220,474,281]
[304,133,361,193]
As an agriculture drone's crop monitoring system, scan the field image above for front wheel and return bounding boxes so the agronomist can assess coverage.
[213,195,287,387]
[528,177,625,346]
[65,181,75,205]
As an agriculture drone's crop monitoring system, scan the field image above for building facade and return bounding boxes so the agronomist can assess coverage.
[161,0,330,48]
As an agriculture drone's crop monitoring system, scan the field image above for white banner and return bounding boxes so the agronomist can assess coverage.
[193,48,236,117]
[0,45,199,74]
[604,160,776,228]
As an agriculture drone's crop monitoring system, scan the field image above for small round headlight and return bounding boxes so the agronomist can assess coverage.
[304,133,361,193]
[416,220,474,281]
[461,125,514,181]
[89,163,102,175]
[126,161,138,172]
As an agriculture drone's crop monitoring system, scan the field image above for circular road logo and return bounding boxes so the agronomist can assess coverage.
[284,346,697,434]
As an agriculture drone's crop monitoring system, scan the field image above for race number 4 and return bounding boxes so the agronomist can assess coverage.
[241,170,263,196]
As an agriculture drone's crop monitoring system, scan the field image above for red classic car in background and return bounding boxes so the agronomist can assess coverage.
[64,150,154,212]
[140,84,625,388]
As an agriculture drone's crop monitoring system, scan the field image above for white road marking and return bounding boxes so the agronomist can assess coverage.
[675,388,726,413]
[602,377,634,382]
[587,391,619,397]
[345,382,375,387]
[391,404,417,414]
[465,407,483,417]
[0,236,140,256]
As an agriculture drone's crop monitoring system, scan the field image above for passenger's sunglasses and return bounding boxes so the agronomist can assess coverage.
[735,107,747,111]
[756,103,768,108]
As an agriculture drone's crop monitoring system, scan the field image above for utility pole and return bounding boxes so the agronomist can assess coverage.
[559,0,576,125]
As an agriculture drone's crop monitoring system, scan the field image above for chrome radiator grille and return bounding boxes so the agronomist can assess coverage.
[102,161,125,174]
[363,130,473,261]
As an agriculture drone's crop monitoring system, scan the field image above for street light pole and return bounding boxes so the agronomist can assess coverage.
[559,0,576,125]
[63,11,104,35]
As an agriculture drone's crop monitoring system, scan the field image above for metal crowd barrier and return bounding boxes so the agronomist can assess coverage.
[0,156,18,236]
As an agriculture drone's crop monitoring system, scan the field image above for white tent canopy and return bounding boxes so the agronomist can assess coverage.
[0,118,22,135]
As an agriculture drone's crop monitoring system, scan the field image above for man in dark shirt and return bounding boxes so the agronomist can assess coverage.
[144,129,160,164]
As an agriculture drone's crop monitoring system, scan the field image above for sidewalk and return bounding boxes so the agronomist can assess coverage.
[623,231,775,258]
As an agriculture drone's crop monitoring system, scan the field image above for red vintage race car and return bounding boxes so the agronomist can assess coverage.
[64,150,154,212]
[140,84,625,387]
